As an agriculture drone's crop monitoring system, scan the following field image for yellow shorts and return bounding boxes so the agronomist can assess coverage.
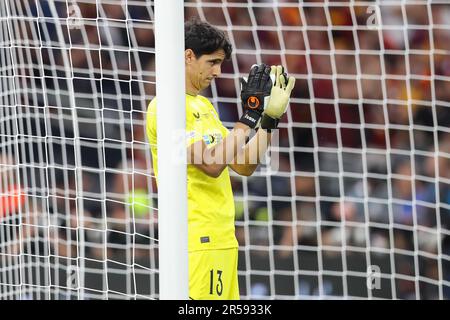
[189,247,240,300]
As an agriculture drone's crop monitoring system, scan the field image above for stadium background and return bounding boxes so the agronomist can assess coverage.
[0,0,449,299]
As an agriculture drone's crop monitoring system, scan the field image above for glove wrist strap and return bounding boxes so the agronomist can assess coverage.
[260,114,279,130]
[239,109,262,129]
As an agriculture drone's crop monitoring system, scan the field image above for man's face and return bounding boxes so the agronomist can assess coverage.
[185,48,225,92]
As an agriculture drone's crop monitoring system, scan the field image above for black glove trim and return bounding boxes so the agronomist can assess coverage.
[239,109,262,128]
[260,114,279,130]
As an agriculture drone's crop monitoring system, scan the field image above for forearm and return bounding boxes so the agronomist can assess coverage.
[231,128,272,176]
[250,128,272,163]
[188,122,251,177]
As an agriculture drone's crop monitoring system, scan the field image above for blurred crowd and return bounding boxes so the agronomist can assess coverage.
[0,0,449,299]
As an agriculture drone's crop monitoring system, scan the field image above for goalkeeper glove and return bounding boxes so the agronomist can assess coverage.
[238,63,272,129]
[260,65,296,130]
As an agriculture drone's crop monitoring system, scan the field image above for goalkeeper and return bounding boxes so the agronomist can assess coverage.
[146,18,295,300]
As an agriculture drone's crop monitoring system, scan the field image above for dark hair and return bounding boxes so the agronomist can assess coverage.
[185,17,232,59]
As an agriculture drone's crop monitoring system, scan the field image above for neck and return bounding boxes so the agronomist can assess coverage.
[186,89,198,96]
[186,79,199,96]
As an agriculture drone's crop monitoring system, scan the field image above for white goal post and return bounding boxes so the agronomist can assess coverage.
[0,0,449,300]
[154,0,188,300]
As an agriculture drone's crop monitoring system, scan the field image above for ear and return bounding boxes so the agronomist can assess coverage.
[185,49,196,64]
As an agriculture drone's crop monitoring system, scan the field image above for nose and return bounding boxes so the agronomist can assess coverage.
[212,64,221,77]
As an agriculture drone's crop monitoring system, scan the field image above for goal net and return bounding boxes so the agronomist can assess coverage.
[1,0,449,299]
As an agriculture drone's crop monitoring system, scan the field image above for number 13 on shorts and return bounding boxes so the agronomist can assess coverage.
[210,269,224,296]
[189,248,240,300]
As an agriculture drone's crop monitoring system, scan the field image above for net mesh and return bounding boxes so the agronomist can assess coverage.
[0,0,449,299]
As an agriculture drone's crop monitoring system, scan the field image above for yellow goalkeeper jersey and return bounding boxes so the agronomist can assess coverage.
[146,94,238,252]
